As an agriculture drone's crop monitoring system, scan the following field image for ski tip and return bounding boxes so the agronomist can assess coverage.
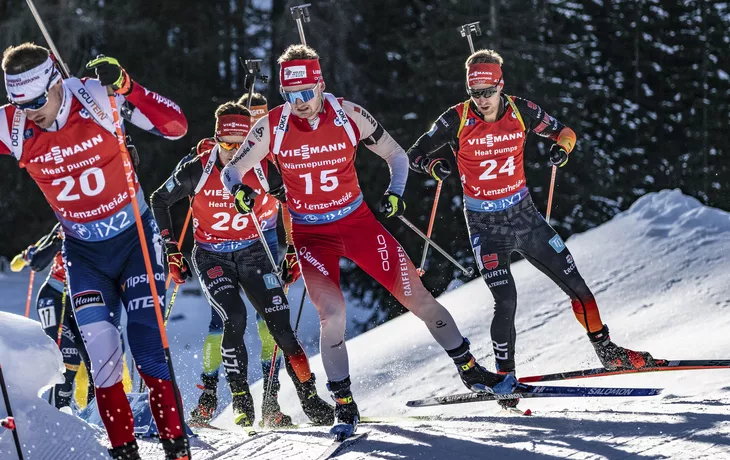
[522,408,532,416]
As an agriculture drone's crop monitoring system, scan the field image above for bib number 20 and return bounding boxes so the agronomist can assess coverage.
[52,167,105,201]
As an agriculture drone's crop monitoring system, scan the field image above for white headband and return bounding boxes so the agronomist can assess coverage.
[4,57,61,102]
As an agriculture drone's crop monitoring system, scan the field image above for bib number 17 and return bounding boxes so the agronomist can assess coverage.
[479,156,515,181]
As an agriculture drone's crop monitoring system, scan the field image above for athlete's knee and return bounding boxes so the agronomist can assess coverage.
[81,321,124,388]
[319,307,346,338]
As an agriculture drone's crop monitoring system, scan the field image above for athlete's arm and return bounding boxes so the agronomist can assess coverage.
[342,101,408,196]
[512,97,576,153]
[150,152,204,242]
[114,81,188,140]
[221,115,272,194]
[404,107,461,174]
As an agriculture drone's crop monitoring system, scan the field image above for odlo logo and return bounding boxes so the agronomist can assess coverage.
[377,234,389,271]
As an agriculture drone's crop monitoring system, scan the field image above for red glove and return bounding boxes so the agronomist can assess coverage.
[280,245,301,287]
[165,242,192,284]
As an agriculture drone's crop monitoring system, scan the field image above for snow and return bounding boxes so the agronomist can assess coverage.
[1,189,730,459]
[0,312,108,459]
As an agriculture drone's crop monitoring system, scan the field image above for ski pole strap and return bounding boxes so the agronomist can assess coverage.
[506,95,526,132]
[456,100,471,139]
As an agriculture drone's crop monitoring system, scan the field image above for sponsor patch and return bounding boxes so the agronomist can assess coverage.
[482,253,499,270]
[23,128,34,140]
[207,266,224,279]
[263,273,279,290]
[283,66,307,81]
[165,178,175,192]
[72,290,105,310]
[548,234,566,253]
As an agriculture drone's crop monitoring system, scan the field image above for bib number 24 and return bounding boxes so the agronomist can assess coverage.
[479,156,515,181]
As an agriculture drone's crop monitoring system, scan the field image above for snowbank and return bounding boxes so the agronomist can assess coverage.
[0,312,107,460]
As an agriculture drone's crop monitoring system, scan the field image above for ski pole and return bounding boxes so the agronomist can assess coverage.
[293,287,307,334]
[416,180,443,276]
[23,271,34,318]
[545,165,558,223]
[105,91,187,437]
[290,4,312,45]
[55,284,67,347]
[398,216,474,276]
[0,364,24,460]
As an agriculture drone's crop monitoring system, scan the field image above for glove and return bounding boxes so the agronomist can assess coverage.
[10,250,30,272]
[86,55,133,95]
[280,245,301,287]
[424,158,451,181]
[549,144,569,167]
[379,192,406,218]
[232,183,256,214]
[165,242,192,284]
[269,183,287,203]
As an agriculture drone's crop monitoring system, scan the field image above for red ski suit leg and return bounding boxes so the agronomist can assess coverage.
[293,204,464,382]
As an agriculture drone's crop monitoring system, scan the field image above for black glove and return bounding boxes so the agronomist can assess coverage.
[549,144,569,167]
[86,55,133,95]
[379,192,406,218]
[424,158,451,181]
[269,183,287,203]
[232,183,256,214]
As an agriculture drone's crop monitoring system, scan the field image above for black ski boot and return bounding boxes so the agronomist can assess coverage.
[231,380,256,427]
[261,377,294,428]
[285,355,334,425]
[160,436,190,460]
[327,377,359,441]
[589,325,657,370]
[108,440,141,460]
[448,338,517,394]
[189,373,218,424]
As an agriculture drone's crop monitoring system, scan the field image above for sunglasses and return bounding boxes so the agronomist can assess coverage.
[217,141,242,151]
[280,86,318,104]
[9,68,57,111]
[467,78,502,99]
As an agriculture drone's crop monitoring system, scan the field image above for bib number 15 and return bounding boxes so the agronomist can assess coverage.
[479,156,515,181]
[300,169,339,195]
[52,167,106,201]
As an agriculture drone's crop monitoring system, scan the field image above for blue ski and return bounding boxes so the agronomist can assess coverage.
[405,383,662,407]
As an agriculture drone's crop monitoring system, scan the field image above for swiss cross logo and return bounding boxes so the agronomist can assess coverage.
[482,253,499,270]
[207,266,224,279]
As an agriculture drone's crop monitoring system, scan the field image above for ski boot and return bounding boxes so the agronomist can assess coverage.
[589,325,657,370]
[327,377,360,441]
[448,338,517,394]
[161,436,191,460]
[260,377,294,428]
[108,440,142,460]
[496,370,520,409]
[189,374,218,424]
[231,380,256,427]
[293,373,335,425]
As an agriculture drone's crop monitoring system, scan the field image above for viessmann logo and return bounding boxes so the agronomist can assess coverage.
[280,142,347,160]
[467,132,524,147]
